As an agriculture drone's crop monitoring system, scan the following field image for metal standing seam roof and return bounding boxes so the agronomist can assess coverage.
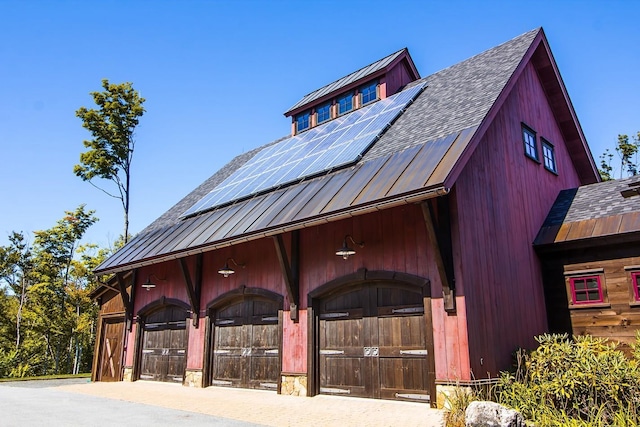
[284,48,409,116]
[535,176,640,246]
[96,28,542,275]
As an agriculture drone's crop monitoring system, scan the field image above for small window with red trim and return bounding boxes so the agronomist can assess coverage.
[632,272,640,302]
[569,276,604,304]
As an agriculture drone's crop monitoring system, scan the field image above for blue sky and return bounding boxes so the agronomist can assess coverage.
[0,0,638,249]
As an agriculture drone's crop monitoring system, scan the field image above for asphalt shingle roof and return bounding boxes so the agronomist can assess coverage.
[535,176,640,246]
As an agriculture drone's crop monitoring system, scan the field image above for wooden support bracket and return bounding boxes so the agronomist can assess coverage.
[273,232,300,321]
[421,200,456,312]
[116,271,134,330]
[179,255,202,327]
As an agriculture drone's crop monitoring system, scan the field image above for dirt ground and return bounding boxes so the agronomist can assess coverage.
[59,380,445,427]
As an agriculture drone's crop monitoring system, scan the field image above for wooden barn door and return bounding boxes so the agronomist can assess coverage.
[140,305,188,383]
[211,296,280,390]
[318,284,430,402]
[98,317,125,382]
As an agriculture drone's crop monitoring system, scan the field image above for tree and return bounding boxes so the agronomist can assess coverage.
[0,206,102,378]
[31,205,98,374]
[75,79,145,243]
[599,131,640,181]
[0,232,33,350]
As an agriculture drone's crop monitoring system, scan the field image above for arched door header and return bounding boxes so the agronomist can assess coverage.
[137,297,191,318]
[308,269,430,305]
[206,286,284,311]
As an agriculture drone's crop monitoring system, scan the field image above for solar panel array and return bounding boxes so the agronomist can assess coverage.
[182,82,426,217]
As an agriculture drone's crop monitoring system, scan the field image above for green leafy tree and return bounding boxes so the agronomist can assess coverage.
[599,132,640,181]
[0,232,33,350]
[0,206,104,378]
[75,79,145,243]
[31,205,98,374]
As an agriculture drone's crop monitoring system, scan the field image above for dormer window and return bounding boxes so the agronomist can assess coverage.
[296,111,310,132]
[316,103,331,124]
[360,80,378,105]
[337,92,354,115]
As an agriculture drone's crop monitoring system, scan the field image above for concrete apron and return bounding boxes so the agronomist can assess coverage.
[58,380,445,427]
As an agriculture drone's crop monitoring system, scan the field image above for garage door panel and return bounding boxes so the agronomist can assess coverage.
[216,324,244,348]
[378,316,425,348]
[249,355,279,384]
[213,354,244,382]
[320,318,364,349]
[251,323,279,348]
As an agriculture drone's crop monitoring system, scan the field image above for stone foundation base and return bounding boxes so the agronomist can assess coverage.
[436,384,472,409]
[185,369,203,388]
[280,374,307,396]
[123,367,134,382]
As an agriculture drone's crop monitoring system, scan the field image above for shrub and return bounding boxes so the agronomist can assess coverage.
[497,333,640,426]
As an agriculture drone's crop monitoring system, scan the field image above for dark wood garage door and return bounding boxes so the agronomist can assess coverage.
[211,296,280,391]
[319,284,430,402]
[98,318,125,382]
[140,305,188,383]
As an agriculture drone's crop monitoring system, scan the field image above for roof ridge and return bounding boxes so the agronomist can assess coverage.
[426,28,540,78]
[298,47,407,99]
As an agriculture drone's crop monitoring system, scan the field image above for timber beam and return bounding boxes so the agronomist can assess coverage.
[421,200,456,312]
[273,231,300,321]
[179,255,202,327]
[116,271,135,330]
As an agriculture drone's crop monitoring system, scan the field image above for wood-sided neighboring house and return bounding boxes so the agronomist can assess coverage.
[90,27,599,407]
[535,177,640,352]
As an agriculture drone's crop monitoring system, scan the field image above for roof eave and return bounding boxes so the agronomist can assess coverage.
[94,184,449,276]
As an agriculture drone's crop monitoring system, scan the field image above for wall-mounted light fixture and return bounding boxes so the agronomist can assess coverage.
[218,258,245,278]
[141,274,165,291]
[336,235,365,260]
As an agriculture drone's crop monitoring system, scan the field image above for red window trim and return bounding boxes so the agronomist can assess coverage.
[632,272,640,301]
[569,275,604,305]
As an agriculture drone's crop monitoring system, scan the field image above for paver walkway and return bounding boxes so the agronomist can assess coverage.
[59,380,444,426]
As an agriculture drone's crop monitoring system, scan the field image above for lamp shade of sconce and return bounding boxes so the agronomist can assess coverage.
[141,277,156,291]
[218,258,245,277]
[141,274,164,291]
[336,235,364,260]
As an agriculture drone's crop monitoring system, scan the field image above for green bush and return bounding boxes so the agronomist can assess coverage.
[497,333,640,426]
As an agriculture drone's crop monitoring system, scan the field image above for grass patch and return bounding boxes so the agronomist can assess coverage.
[0,373,91,382]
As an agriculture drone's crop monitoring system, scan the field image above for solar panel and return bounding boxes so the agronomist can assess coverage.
[182,82,426,217]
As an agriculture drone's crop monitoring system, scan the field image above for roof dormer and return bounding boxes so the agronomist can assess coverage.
[285,48,420,136]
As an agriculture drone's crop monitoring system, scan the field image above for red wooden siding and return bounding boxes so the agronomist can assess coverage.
[385,61,417,98]
[281,310,307,373]
[452,61,583,377]
[187,318,206,369]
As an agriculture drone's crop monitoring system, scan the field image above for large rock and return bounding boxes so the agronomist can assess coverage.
[465,401,524,427]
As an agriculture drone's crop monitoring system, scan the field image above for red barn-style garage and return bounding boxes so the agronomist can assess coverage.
[91,28,599,407]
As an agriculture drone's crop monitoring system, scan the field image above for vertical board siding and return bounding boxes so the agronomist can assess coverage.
[282,309,307,373]
[186,318,206,369]
[453,61,583,377]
